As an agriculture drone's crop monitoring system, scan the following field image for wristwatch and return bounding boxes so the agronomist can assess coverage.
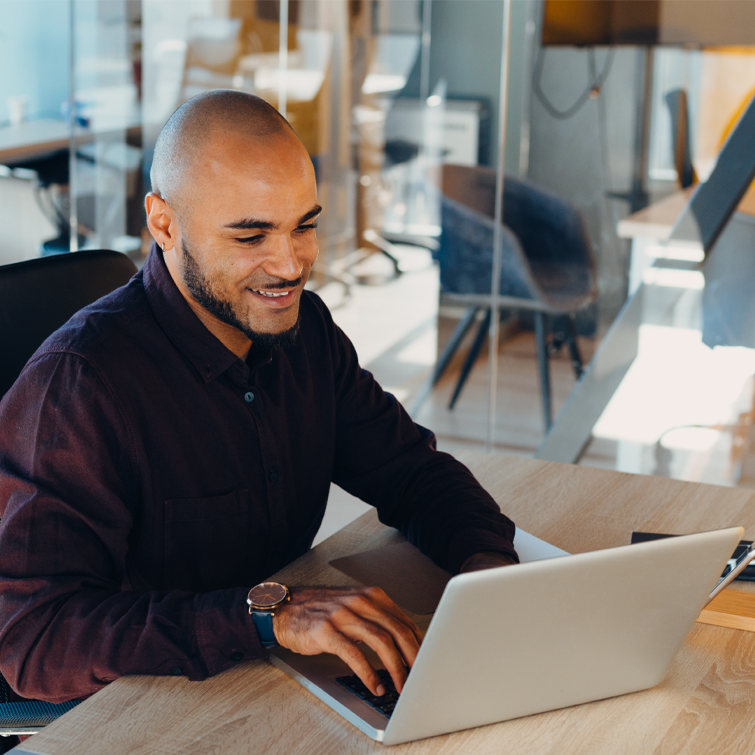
[247,581,290,648]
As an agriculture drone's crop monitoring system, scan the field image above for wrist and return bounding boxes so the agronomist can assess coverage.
[460,551,517,574]
[247,582,290,649]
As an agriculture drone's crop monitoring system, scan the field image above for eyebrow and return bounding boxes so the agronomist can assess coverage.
[224,204,322,231]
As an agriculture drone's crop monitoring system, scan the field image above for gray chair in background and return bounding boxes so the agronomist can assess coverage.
[432,165,597,430]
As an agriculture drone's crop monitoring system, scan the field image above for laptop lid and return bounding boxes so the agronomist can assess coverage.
[382,526,742,744]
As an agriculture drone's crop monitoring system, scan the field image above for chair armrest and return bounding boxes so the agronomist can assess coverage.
[0,700,81,735]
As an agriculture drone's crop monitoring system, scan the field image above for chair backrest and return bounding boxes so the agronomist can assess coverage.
[442,164,498,219]
[0,250,137,400]
[665,89,697,189]
[441,164,595,268]
[438,165,597,310]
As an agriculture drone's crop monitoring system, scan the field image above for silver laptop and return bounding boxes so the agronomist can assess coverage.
[269,526,742,746]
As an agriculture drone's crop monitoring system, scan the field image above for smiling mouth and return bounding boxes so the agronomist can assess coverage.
[252,289,291,298]
[248,287,298,307]
[247,276,303,305]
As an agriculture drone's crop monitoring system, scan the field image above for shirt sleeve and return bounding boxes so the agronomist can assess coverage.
[0,353,264,704]
[324,304,519,573]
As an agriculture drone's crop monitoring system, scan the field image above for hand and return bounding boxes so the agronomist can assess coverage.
[459,551,518,573]
[272,586,423,697]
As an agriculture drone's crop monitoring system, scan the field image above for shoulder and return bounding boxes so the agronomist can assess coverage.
[298,290,340,346]
[8,273,157,414]
[299,289,333,324]
[32,272,152,367]
[297,289,356,356]
[2,277,152,460]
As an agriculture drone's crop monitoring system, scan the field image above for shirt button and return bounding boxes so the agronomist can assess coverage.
[268,471,279,483]
[244,391,255,403]
[230,651,243,662]
[170,666,183,676]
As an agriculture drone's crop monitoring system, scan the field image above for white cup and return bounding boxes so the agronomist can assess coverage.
[7,95,29,126]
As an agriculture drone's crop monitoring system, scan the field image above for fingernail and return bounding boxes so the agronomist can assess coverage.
[377,684,386,696]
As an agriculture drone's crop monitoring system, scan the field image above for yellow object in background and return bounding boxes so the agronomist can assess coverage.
[718,85,755,189]
[719,85,755,148]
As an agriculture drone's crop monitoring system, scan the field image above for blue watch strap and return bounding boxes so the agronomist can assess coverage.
[251,610,278,648]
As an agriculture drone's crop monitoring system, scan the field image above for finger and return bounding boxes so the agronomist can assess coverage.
[361,587,424,647]
[325,629,386,696]
[370,612,421,671]
[344,592,422,669]
[340,615,410,694]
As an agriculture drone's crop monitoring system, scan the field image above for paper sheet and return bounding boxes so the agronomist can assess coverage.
[329,529,568,615]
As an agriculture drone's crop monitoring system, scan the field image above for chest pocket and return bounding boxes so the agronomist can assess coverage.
[164,490,250,592]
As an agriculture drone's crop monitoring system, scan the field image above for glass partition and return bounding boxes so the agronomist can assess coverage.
[70,0,143,256]
[4,0,755,496]
[0,0,73,264]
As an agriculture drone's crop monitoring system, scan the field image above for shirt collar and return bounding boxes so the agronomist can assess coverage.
[143,243,245,384]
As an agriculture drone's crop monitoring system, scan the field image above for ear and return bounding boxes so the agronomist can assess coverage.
[145,193,180,252]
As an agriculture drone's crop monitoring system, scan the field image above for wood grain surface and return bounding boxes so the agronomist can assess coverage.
[13,453,755,755]
[698,589,755,632]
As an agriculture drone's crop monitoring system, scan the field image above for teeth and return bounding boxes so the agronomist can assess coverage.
[254,290,289,298]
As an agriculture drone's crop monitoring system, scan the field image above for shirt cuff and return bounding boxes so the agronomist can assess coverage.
[447,529,519,575]
[192,588,266,680]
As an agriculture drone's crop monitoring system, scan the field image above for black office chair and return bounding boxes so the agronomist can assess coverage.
[0,249,137,740]
[0,249,138,399]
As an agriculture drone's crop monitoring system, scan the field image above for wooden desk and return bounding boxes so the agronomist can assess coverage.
[12,452,755,755]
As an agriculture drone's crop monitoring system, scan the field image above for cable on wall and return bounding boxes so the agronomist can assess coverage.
[533,47,616,120]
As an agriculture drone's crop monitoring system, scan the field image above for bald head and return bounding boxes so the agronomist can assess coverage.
[150,90,294,211]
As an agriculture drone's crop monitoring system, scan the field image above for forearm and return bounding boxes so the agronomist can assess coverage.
[336,430,518,572]
[0,584,263,703]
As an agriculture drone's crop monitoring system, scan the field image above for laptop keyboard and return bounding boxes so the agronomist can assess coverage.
[336,669,399,718]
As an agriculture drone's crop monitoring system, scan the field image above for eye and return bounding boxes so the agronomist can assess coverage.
[236,234,265,245]
[294,222,317,235]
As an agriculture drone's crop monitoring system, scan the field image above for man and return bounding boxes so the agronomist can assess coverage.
[0,90,517,705]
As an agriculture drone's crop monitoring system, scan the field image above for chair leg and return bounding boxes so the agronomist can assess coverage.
[448,309,492,410]
[534,311,553,431]
[564,313,584,379]
[432,307,480,387]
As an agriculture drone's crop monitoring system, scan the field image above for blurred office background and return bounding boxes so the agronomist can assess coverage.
[3,0,755,536]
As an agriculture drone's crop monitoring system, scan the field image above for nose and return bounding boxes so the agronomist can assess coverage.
[263,233,304,282]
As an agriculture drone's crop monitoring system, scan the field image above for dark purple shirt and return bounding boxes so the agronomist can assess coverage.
[0,246,517,703]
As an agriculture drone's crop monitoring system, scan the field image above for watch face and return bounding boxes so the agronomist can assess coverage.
[247,582,288,608]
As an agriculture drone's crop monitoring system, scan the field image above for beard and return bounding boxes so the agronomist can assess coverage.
[180,237,301,350]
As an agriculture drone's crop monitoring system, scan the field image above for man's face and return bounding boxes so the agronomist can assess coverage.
[168,130,320,350]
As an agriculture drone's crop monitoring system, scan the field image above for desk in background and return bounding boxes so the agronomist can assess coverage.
[537,184,755,465]
[11,451,755,755]
[618,185,755,295]
[0,119,142,166]
[0,120,78,165]
[0,118,144,261]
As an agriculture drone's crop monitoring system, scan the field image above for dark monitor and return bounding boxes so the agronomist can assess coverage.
[542,0,755,47]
